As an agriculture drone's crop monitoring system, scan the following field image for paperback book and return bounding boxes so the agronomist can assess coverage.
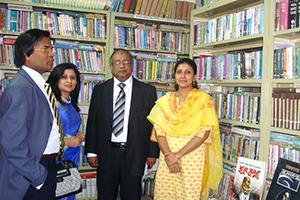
[232,157,267,200]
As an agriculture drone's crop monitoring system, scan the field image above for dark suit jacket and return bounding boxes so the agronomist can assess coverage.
[0,69,53,200]
[85,77,159,177]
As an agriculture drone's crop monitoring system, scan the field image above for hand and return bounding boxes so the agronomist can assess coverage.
[87,156,98,168]
[164,152,179,166]
[146,157,156,169]
[168,162,181,173]
[64,137,80,147]
[76,132,85,143]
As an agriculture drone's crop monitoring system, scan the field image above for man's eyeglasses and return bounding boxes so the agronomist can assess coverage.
[35,47,55,55]
[113,60,131,66]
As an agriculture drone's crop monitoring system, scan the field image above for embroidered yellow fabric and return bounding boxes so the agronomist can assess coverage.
[147,89,223,196]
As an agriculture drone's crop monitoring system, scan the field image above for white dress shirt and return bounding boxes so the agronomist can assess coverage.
[111,76,133,142]
[22,66,60,154]
[87,76,133,158]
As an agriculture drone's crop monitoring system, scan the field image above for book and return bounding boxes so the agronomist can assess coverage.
[134,0,143,14]
[128,0,137,13]
[232,157,267,200]
[231,126,260,139]
[266,158,300,200]
[122,0,132,13]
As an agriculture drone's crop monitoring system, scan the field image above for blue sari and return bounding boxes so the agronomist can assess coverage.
[57,102,82,200]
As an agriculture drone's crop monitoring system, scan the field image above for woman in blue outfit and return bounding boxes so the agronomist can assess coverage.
[47,63,84,200]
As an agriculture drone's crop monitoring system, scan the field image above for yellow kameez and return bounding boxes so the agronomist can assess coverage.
[147,89,223,200]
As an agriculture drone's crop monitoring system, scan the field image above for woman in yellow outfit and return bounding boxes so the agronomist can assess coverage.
[147,58,223,200]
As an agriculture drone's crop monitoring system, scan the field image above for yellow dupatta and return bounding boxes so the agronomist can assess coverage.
[147,89,223,197]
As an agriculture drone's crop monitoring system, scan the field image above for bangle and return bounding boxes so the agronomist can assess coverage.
[164,152,171,157]
[175,153,180,160]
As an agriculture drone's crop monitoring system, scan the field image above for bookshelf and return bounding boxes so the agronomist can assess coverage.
[190,0,276,199]
[109,11,191,94]
[0,1,112,199]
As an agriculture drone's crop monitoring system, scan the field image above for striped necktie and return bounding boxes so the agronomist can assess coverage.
[44,83,65,150]
[112,83,126,137]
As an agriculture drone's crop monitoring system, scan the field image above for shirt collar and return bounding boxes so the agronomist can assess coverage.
[113,76,133,89]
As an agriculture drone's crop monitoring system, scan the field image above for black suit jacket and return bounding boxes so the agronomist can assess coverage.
[85,77,159,177]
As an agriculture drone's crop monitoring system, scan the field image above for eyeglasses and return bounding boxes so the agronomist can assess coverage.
[35,47,55,55]
[112,60,131,66]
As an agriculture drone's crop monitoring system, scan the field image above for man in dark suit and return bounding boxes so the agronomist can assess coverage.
[85,49,159,200]
[0,29,59,200]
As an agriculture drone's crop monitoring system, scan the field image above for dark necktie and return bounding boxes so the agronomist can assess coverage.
[44,83,65,149]
[112,83,126,137]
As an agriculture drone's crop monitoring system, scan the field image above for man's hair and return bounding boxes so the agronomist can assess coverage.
[14,29,50,68]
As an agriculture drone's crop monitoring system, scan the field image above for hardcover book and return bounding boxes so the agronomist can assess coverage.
[266,158,300,200]
[232,157,267,200]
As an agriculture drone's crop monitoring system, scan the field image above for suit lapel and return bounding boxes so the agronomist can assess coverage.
[105,79,114,121]
[129,78,142,123]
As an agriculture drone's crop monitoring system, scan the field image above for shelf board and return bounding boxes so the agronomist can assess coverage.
[79,70,106,75]
[113,46,188,55]
[0,65,18,70]
[271,78,300,84]
[78,102,90,106]
[198,79,262,87]
[0,31,107,44]
[219,119,260,129]
[270,127,300,136]
[192,0,263,18]
[5,0,109,14]
[223,159,237,167]
[52,35,106,43]
[113,12,190,25]
[192,34,263,54]
[274,28,300,42]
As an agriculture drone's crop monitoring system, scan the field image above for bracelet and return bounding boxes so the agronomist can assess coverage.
[175,153,180,160]
[164,152,171,157]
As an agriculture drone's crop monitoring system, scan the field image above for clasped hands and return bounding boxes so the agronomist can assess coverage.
[164,152,181,173]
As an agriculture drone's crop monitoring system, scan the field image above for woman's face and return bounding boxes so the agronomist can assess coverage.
[58,69,77,98]
[175,63,196,90]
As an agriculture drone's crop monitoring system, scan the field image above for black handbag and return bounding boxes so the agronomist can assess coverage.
[55,151,83,199]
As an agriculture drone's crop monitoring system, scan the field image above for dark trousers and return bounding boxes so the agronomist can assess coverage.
[23,157,57,200]
[97,147,142,200]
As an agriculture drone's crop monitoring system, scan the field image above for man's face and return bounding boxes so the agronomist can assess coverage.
[25,37,54,74]
[111,51,132,82]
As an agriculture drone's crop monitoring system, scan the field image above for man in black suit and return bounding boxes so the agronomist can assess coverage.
[85,49,159,200]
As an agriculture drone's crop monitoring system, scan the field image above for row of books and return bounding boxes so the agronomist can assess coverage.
[78,75,105,103]
[111,0,194,21]
[268,132,300,175]
[194,50,262,80]
[211,92,261,124]
[0,78,11,98]
[214,170,234,200]
[76,172,97,199]
[0,7,106,39]
[275,0,300,31]
[271,92,300,130]
[114,21,189,53]
[54,40,106,72]
[220,123,260,163]
[12,0,194,21]
[131,53,177,81]
[195,0,214,8]
[0,36,16,67]
[194,5,264,45]
[274,47,300,79]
